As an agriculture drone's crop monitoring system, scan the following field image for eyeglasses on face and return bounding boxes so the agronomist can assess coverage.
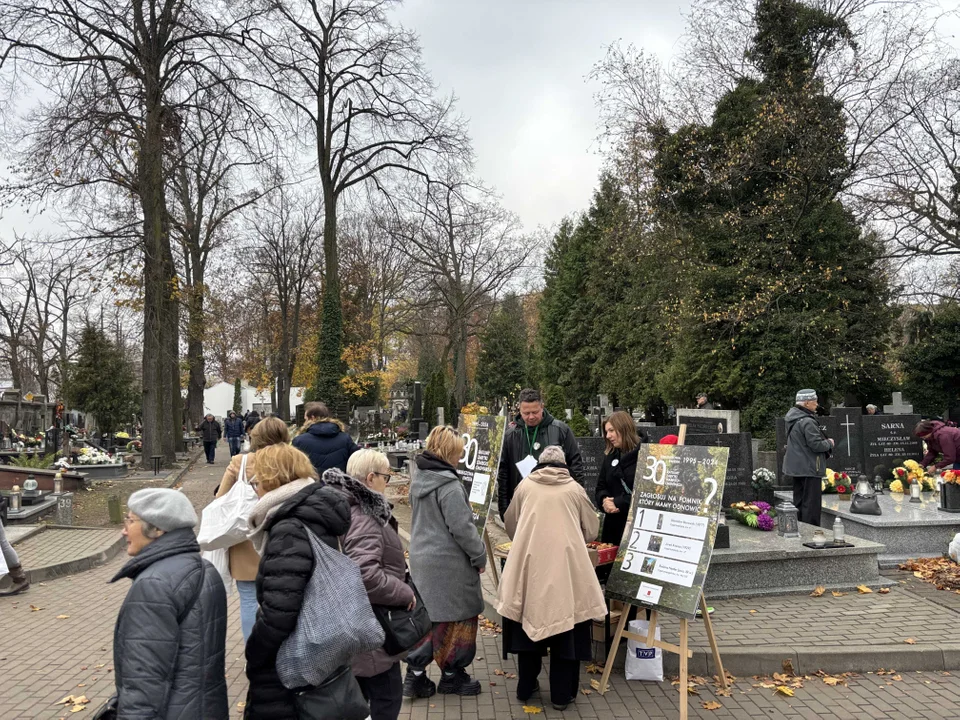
[373,472,391,483]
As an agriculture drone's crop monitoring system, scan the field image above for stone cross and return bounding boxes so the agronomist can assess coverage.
[437,407,444,427]
[883,392,913,415]
[840,416,855,457]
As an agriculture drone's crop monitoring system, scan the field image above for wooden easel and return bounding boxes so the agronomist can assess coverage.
[482,527,500,589]
[597,426,728,720]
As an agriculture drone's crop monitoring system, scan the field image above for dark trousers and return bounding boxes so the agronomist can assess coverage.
[792,475,822,527]
[203,441,217,463]
[227,437,242,456]
[517,652,580,705]
[356,663,402,720]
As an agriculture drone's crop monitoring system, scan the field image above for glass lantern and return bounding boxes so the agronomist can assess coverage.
[873,475,885,494]
[777,500,800,538]
[909,478,922,503]
[856,474,873,496]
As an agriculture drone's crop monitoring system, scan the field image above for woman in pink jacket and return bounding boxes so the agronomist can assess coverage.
[915,420,960,470]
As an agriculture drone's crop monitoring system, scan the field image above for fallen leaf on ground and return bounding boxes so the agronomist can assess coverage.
[585,662,604,674]
[702,701,722,710]
[822,676,845,686]
[756,682,777,689]
[878,587,890,594]
[94,664,105,669]
[493,668,505,676]
[236,702,245,709]
[831,591,846,597]
[522,706,543,714]
[76,684,85,688]
[904,638,917,644]
[892,675,902,681]
[590,679,601,691]
[72,696,88,705]
[30,605,43,611]
[55,696,76,706]
[70,706,86,713]
[687,685,700,695]
[580,688,592,696]
[749,609,757,614]
[773,672,790,683]
[782,659,795,676]
[489,682,497,687]
[56,615,70,620]
[774,686,795,697]
[810,585,826,597]
[857,585,873,594]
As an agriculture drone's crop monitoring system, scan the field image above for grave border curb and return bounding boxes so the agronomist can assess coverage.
[12,447,205,585]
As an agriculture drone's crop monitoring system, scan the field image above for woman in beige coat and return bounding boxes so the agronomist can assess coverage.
[213,415,289,641]
[495,445,607,711]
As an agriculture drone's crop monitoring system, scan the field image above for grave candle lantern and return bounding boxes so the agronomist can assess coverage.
[909,478,922,503]
[53,472,63,494]
[776,500,800,538]
[872,475,885,494]
[10,485,21,511]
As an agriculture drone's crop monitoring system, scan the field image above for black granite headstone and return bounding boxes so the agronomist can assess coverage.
[830,407,865,475]
[645,426,681,443]
[687,432,754,504]
[862,414,923,476]
[577,436,606,505]
[678,416,728,435]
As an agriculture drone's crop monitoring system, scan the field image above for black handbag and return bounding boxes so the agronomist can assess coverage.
[91,696,117,720]
[292,665,369,720]
[372,577,432,656]
[850,493,881,516]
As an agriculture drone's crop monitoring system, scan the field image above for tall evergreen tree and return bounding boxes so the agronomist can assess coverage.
[65,325,139,435]
[475,294,528,403]
[901,305,960,417]
[648,0,894,435]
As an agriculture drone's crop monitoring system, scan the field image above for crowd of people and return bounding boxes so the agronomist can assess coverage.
[65,385,959,718]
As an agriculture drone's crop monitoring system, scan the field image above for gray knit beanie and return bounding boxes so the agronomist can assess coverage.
[795,389,818,404]
[127,488,197,532]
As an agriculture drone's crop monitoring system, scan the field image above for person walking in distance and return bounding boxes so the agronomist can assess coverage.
[197,413,222,465]
[783,389,834,526]
[497,388,584,520]
[224,411,245,457]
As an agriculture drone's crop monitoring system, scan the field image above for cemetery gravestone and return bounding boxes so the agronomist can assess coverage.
[577,437,606,504]
[55,492,73,525]
[687,433,754,504]
[829,407,865,475]
[676,407,740,434]
[883,392,913,415]
[645,426,681,443]
[862,414,923,476]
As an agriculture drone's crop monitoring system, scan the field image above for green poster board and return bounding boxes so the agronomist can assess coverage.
[456,414,507,536]
[605,443,728,620]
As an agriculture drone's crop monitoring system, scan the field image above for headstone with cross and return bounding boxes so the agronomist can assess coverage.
[883,392,914,415]
[829,406,865,474]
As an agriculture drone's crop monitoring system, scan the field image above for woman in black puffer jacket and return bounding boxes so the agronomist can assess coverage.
[243,443,352,719]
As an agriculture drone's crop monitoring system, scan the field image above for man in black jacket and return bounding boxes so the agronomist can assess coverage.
[497,388,584,520]
[196,414,222,464]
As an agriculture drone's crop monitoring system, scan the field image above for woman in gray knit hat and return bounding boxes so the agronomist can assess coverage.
[101,488,228,719]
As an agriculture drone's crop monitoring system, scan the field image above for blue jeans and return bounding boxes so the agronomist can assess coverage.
[236,580,257,642]
[228,437,242,456]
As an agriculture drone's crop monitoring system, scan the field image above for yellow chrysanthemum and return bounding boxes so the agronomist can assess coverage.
[904,460,922,471]
[890,479,904,493]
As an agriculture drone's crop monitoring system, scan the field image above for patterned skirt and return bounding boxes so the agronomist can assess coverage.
[405,617,479,671]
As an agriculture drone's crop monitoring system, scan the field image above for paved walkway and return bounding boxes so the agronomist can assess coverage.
[2,449,960,718]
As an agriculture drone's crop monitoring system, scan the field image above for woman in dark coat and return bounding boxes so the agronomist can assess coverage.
[324,452,414,720]
[110,488,228,719]
[916,419,960,470]
[594,411,643,550]
[292,401,360,477]
[243,443,352,720]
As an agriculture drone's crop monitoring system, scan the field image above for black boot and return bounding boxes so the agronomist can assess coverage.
[438,669,481,696]
[0,565,29,596]
[402,668,436,699]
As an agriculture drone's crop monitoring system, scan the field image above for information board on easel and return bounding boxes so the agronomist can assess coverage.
[455,414,507,588]
[599,425,729,719]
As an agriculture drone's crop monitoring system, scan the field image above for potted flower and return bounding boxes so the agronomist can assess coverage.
[751,468,776,505]
[940,470,960,512]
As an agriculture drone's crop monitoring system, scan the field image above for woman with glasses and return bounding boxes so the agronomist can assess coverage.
[212,415,289,641]
[404,426,487,699]
[323,450,412,720]
[109,488,228,718]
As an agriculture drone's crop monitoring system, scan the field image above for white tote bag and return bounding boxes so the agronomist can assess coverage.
[625,619,664,682]
[197,454,258,551]
[201,548,235,596]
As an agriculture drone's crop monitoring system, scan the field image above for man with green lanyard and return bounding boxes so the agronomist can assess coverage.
[497,388,584,520]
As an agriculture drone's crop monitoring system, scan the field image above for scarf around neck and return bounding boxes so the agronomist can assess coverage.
[247,478,314,554]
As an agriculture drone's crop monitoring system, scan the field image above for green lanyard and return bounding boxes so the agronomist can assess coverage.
[524,424,539,456]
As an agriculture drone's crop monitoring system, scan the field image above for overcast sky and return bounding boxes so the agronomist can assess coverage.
[393,0,692,231]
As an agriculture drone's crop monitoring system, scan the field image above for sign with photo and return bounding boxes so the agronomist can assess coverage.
[605,444,728,620]
[456,414,507,536]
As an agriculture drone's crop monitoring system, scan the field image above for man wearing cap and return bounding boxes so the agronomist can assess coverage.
[696,393,715,410]
[107,488,228,719]
[783,390,834,527]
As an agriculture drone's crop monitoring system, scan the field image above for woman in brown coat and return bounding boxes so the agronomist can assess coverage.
[495,445,607,711]
[214,415,289,641]
[323,450,414,720]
